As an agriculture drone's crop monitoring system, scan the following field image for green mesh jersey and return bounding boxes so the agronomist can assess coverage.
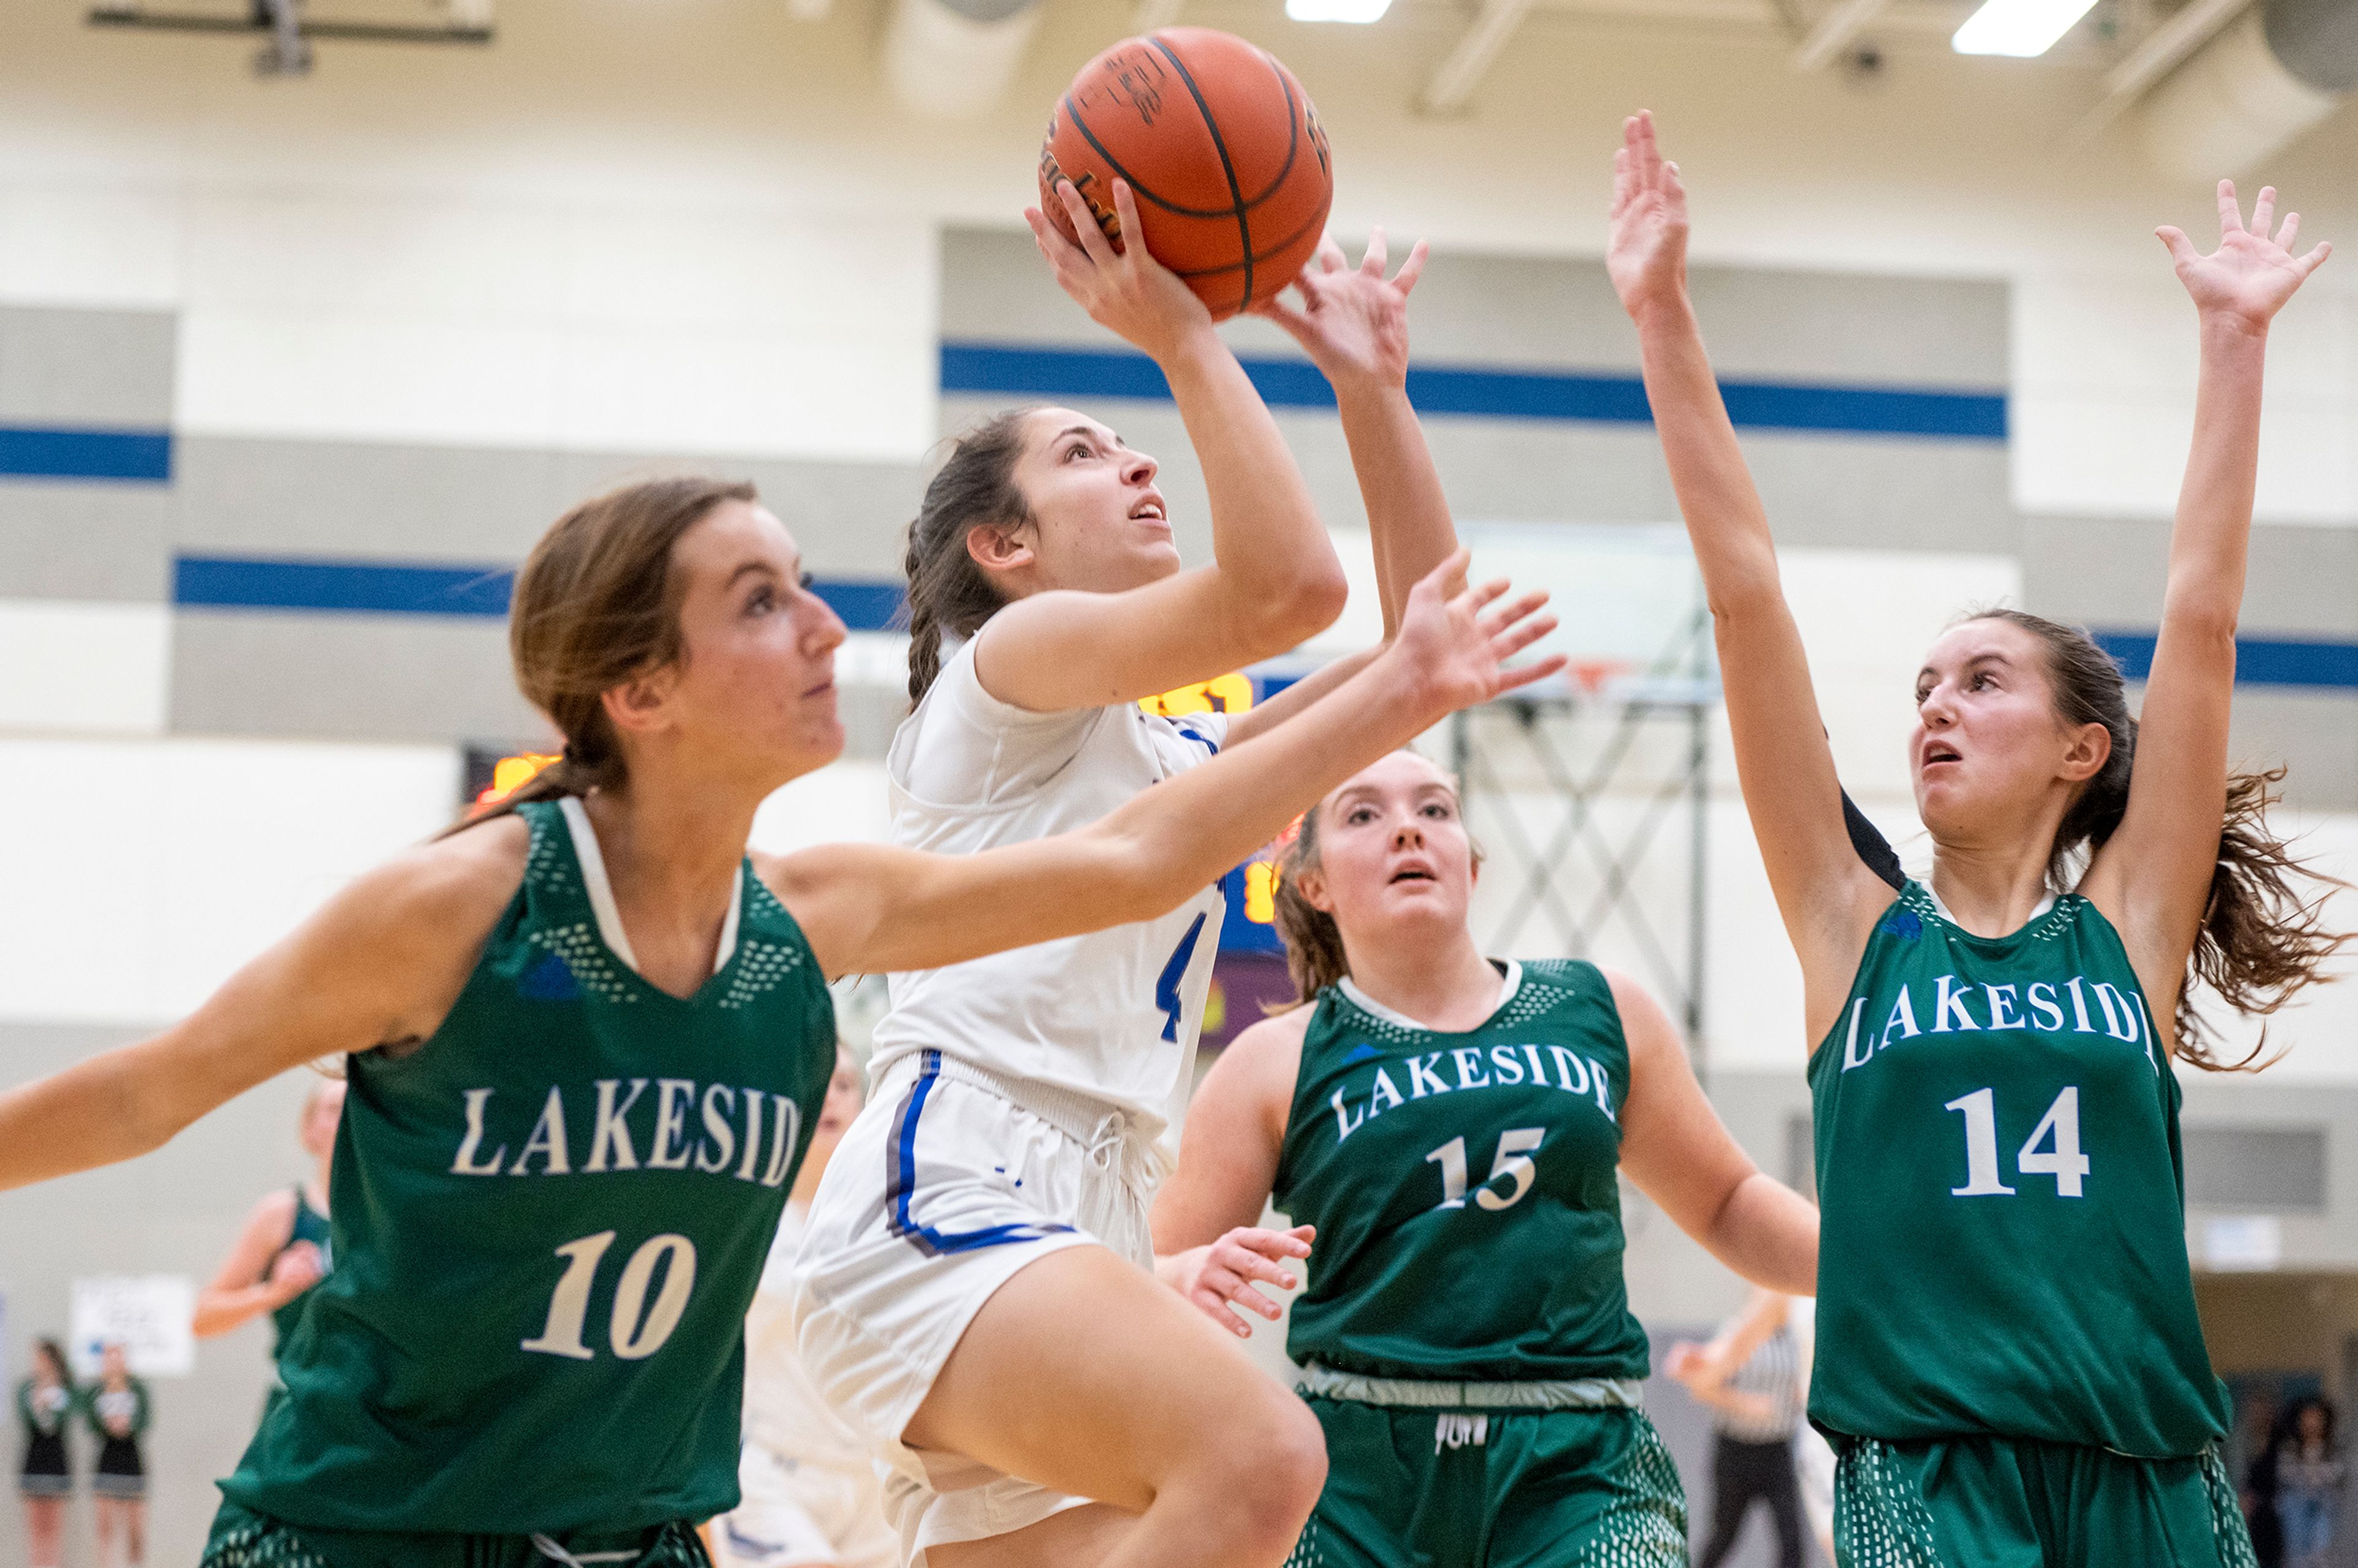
[1809,879,2229,1456]
[224,800,838,1535]
[1272,959,1648,1383]
[268,1187,333,1359]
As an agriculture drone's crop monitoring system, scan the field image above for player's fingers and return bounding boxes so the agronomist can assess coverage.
[1192,1287,1254,1338]
[2276,211,2301,252]
[1453,576,1514,621]
[1218,1246,1299,1291]
[1252,290,1315,336]
[1489,613,1561,664]
[1636,110,1663,184]
[1410,546,1473,604]
[1317,234,1348,273]
[1494,653,1570,696]
[1475,586,1551,637]
[1224,1226,1312,1260]
[2250,186,2278,241]
[2297,238,2333,279]
[1055,180,1116,269]
[2217,179,2244,235]
[1394,239,1429,295]
[2155,225,2198,268]
[1362,225,1388,277]
[1110,179,1151,268]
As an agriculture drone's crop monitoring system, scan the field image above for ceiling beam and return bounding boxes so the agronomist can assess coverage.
[1793,0,1891,69]
[1420,0,1534,115]
[2071,0,2257,139]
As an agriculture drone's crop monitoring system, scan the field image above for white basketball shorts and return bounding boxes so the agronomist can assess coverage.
[712,1445,897,1568]
[792,1049,1161,1566]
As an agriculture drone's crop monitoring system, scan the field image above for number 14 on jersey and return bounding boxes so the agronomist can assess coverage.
[1945,1087,2089,1198]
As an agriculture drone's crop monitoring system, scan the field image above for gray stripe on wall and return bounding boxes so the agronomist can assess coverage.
[940,227,2010,387]
[0,480,173,600]
[171,438,927,578]
[0,306,175,425]
[2026,514,2358,637]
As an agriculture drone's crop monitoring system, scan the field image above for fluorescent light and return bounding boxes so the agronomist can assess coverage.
[1286,0,1391,21]
[1951,0,2099,56]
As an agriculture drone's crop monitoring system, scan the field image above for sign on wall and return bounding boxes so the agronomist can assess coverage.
[70,1275,196,1378]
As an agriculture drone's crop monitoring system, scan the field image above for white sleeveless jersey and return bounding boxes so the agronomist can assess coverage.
[868,636,1229,1142]
[742,1203,865,1462]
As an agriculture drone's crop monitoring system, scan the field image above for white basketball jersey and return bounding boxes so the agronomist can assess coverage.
[868,636,1229,1142]
[742,1203,865,1462]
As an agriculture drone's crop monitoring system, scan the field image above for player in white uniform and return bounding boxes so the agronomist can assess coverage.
[719,1050,895,1568]
[795,177,1498,1568]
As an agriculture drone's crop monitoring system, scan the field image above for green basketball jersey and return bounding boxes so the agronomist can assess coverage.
[268,1187,333,1359]
[1273,959,1648,1383]
[224,799,837,1535]
[1809,879,2229,1456]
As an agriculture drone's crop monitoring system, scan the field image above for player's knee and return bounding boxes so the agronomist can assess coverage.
[1199,1391,1326,1551]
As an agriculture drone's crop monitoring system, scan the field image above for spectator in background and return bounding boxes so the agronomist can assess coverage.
[86,1341,149,1568]
[2244,1394,2286,1568]
[2276,1396,2345,1568]
[16,1337,75,1568]
[193,1078,343,1401]
[1668,1288,1807,1568]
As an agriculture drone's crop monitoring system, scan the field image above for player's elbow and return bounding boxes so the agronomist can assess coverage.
[1236,561,1348,656]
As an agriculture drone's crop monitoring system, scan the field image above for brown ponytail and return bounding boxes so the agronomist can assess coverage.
[903,411,1034,703]
[1974,608,2351,1069]
[460,475,757,829]
[1272,803,1351,1008]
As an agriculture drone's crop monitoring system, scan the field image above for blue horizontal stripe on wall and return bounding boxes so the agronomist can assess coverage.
[2093,631,2358,691]
[939,341,2008,441]
[173,555,908,630]
[0,425,173,482]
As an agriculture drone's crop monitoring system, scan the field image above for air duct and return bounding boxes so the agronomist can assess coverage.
[2138,0,2357,180]
[881,0,1046,118]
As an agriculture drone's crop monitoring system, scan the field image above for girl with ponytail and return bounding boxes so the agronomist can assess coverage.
[1153,748,1817,1568]
[797,176,1530,1566]
[0,472,1557,1568]
[1609,111,2344,1566]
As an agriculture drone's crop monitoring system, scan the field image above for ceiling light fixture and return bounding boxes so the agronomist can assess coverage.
[1286,0,1392,23]
[1951,0,2100,56]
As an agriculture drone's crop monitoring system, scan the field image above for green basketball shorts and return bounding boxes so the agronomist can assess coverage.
[1832,1434,2256,1568]
[1285,1397,1688,1568]
[203,1500,714,1568]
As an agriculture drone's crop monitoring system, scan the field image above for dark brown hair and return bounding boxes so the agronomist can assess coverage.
[902,410,1036,703]
[1271,753,1482,1008]
[1973,608,2350,1069]
[469,475,758,823]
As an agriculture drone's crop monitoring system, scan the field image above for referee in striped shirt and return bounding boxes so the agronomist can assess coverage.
[1668,1289,1808,1568]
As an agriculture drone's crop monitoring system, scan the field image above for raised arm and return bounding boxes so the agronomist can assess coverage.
[1224,232,1463,747]
[1611,973,1816,1295]
[0,826,521,1193]
[192,1190,316,1338]
[1608,113,1891,1038]
[773,554,1563,978]
[2084,184,2332,999]
[1148,1009,1314,1337]
[977,179,1347,713]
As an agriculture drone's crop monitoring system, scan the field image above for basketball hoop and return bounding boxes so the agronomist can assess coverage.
[1566,658,1631,699]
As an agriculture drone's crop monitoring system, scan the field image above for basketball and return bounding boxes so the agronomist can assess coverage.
[1038,28,1333,320]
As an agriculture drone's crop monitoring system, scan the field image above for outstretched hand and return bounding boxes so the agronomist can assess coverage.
[1391,548,1566,719]
[1024,177,1215,363]
[1253,229,1428,393]
[1167,1224,1315,1338]
[1606,111,1689,325]
[2158,181,2332,333]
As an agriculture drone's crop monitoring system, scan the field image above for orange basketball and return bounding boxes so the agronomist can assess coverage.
[1039,28,1333,320]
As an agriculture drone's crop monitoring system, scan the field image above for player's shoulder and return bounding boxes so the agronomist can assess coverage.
[249,1185,302,1232]
[318,813,529,963]
[1218,1002,1316,1086]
